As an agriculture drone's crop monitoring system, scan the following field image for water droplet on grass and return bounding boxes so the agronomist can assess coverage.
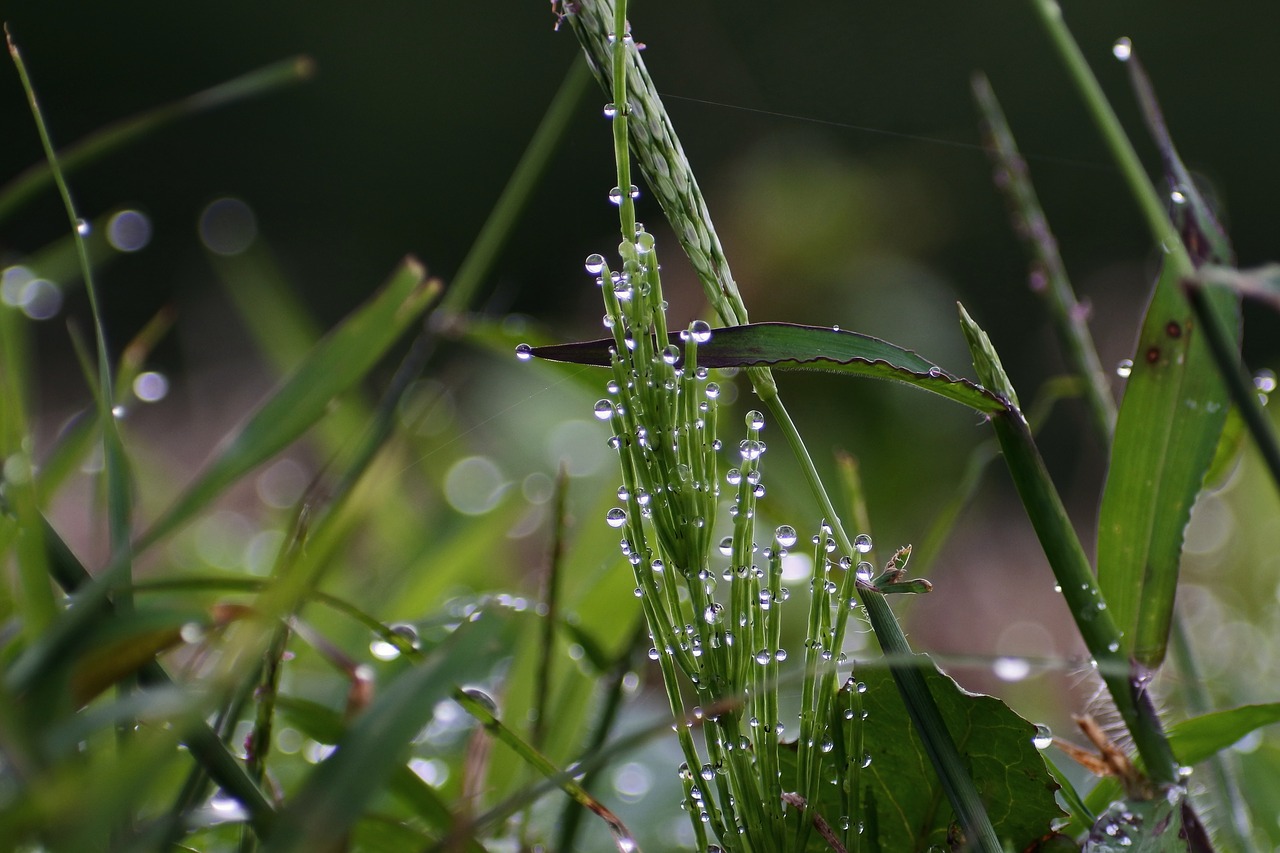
[853,534,873,554]
[606,508,628,528]
[1115,359,1132,378]
[775,525,797,547]
[585,253,605,273]
[689,320,712,343]
[1032,725,1053,749]
[515,343,533,361]
[1112,37,1132,61]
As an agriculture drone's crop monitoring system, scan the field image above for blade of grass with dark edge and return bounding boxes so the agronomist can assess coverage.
[1093,52,1239,670]
[261,613,515,853]
[0,55,313,225]
[532,322,1008,413]
[139,258,438,548]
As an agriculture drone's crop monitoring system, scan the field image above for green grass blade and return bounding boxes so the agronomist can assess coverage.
[139,258,438,548]
[958,304,1180,785]
[0,56,313,225]
[1095,64,1240,669]
[1166,703,1280,766]
[262,613,515,853]
[531,322,1008,413]
[453,687,643,853]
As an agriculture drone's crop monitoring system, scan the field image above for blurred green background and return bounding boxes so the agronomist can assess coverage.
[3,2,1280,847]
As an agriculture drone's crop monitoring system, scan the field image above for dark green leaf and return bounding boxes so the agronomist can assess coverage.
[531,322,1009,413]
[780,658,1062,851]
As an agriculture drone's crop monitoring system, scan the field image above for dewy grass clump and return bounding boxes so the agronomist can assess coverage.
[573,223,870,850]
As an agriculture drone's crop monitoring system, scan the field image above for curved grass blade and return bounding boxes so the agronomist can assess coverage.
[0,56,313,225]
[1166,702,1280,766]
[453,687,643,853]
[531,322,1009,414]
[138,258,438,548]
[1096,55,1240,670]
[262,612,515,853]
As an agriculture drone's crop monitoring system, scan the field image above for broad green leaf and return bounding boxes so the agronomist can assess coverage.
[262,610,515,853]
[139,258,439,548]
[531,322,1009,414]
[780,658,1063,851]
[1167,703,1280,766]
[1096,62,1241,669]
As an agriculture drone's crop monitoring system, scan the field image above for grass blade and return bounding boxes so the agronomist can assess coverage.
[1095,56,1239,669]
[0,55,313,225]
[261,613,515,853]
[531,322,1008,413]
[958,304,1179,785]
[139,258,438,548]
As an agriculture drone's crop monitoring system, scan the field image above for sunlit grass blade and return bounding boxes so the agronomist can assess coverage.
[261,613,516,853]
[0,56,314,225]
[139,258,439,548]
[531,322,1008,413]
[1166,703,1280,766]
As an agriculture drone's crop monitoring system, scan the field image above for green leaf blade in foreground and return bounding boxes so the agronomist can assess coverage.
[1095,66,1240,668]
[140,258,438,547]
[531,322,1008,414]
[263,611,515,853]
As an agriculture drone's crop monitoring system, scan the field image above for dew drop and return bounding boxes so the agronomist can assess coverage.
[606,508,628,528]
[689,320,712,344]
[1170,189,1187,205]
[608,186,624,206]
[745,410,765,430]
[993,656,1031,682]
[1115,359,1133,378]
[775,525,798,548]
[755,649,771,665]
[603,103,617,119]
[853,534,873,554]
[594,399,615,420]
[704,382,720,400]
[726,468,742,486]
[855,561,873,584]
[1032,724,1053,750]
[662,344,681,365]
[585,253,605,274]
[719,536,734,556]
[1112,37,1132,62]
[515,343,533,361]
[75,218,91,236]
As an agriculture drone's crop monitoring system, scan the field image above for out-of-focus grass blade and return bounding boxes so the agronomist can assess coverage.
[1096,57,1240,670]
[139,258,438,548]
[262,612,514,853]
[972,72,1116,439]
[275,695,485,852]
[0,56,314,225]
[531,322,1009,413]
[1166,703,1280,766]
[453,687,643,853]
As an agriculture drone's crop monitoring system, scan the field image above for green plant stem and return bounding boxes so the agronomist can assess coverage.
[8,28,133,603]
[763,394,1002,851]
[441,60,590,314]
